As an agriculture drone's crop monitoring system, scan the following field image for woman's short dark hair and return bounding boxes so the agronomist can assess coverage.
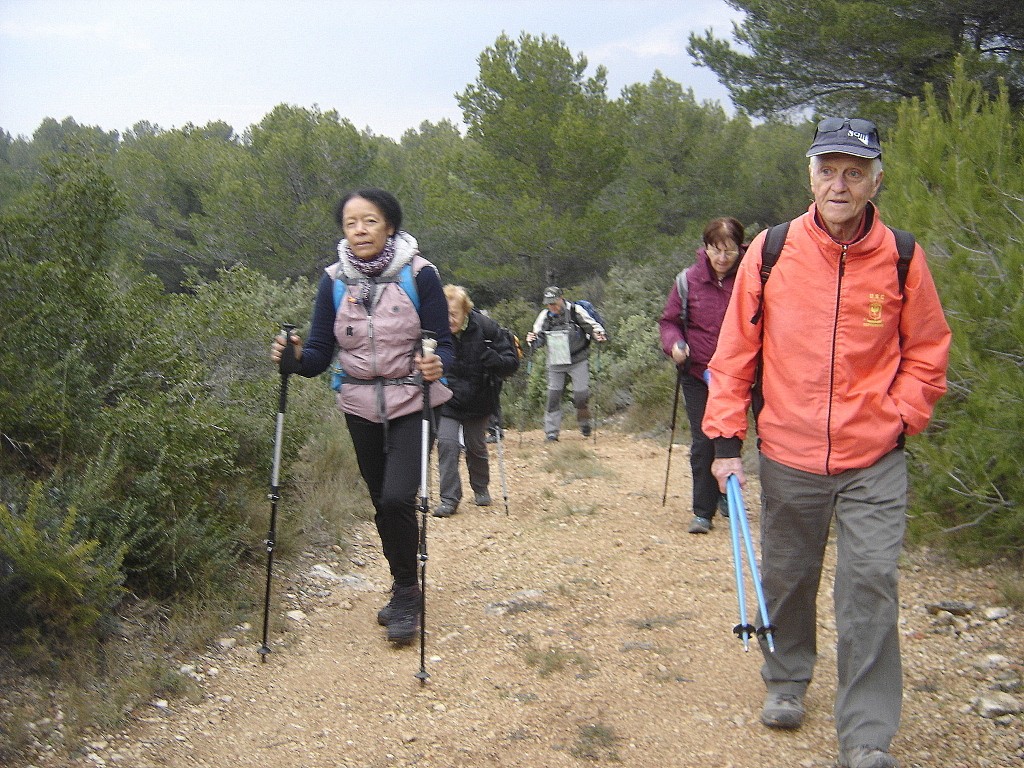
[335,188,403,231]
[703,216,745,248]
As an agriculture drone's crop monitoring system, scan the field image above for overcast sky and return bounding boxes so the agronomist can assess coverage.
[0,0,744,140]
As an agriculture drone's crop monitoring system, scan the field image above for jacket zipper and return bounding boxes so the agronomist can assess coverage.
[365,285,379,379]
[826,246,847,474]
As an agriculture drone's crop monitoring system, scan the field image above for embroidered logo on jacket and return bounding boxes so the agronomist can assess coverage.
[864,293,885,327]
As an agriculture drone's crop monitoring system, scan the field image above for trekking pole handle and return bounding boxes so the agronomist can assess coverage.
[279,323,297,368]
[421,330,437,357]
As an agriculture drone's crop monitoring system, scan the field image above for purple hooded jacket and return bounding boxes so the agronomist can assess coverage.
[658,246,743,383]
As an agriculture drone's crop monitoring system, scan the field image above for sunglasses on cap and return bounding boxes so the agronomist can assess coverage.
[814,117,878,136]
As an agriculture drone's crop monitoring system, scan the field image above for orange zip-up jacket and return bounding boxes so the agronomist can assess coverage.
[702,203,951,476]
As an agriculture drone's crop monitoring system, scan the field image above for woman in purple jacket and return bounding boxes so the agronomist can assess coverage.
[658,217,746,534]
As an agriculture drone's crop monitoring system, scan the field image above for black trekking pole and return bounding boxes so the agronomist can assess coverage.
[415,330,437,683]
[259,323,296,662]
[661,368,683,507]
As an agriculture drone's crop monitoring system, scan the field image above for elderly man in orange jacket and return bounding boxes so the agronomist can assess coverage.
[703,118,951,768]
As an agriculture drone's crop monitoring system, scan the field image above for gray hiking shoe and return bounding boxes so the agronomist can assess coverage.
[760,692,805,729]
[545,432,559,442]
[474,491,492,506]
[432,501,458,518]
[839,746,898,768]
[385,584,421,644]
[688,515,712,534]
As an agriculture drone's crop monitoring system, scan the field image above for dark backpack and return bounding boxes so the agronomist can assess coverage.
[750,222,916,324]
[485,322,522,381]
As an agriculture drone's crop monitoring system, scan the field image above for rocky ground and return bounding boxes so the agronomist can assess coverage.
[11,429,1024,767]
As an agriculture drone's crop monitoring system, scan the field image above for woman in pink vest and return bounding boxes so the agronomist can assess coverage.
[271,188,453,645]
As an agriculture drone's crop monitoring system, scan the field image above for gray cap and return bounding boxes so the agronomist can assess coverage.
[542,286,562,302]
[806,117,881,159]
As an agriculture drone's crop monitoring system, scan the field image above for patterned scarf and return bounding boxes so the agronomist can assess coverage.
[343,236,396,307]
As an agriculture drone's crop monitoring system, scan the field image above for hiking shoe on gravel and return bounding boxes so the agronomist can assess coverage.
[580,423,592,437]
[545,432,559,442]
[718,494,730,518]
[377,586,400,626]
[474,491,492,506]
[839,746,898,768]
[432,502,458,518]
[760,692,805,729]
[385,584,421,644]
[688,515,712,534]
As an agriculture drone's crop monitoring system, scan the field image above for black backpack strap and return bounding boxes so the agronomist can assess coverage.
[750,222,790,325]
[890,227,916,298]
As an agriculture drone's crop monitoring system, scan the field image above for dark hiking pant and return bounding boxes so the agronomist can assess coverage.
[681,374,724,519]
[346,409,438,588]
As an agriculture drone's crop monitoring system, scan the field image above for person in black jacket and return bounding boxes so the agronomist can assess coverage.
[433,285,520,517]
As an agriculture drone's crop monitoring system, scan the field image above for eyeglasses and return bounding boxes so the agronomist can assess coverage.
[706,244,740,258]
[814,117,877,137]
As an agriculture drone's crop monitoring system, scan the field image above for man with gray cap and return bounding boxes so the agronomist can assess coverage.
[526,286,606,441]
[703,118,951,768]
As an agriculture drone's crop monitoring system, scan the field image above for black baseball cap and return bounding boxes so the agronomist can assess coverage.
[806,117,881,159]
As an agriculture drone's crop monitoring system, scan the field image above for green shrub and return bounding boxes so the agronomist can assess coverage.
[0,484,125,651]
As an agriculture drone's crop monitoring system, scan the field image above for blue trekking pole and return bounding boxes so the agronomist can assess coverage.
[727,474,776,653]
[726,477,754,650]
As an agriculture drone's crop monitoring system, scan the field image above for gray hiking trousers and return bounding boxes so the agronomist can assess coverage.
[437,414,490,506]
[543,358,591,436]
[757,448,906,752]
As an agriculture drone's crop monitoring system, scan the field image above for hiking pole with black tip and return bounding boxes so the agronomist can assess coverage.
[726,474,755,651]
[259,323,296,662]
[415,330,437,683]
[728,474,775,652]
[661,368,683,506]
[493,407,511,517]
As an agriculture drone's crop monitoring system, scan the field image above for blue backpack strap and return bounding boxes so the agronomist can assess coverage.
[398,262,420,311]
[333,262,420,312]
[333,276,345,312]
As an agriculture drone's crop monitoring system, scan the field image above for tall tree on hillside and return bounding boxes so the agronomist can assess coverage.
[881,65,1023,561]
[688,0,1024,122]
[115,121,241,287]
[201,104,378,281]
[455,33,624,295]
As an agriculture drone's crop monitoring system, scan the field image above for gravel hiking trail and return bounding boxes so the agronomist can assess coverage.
[38,430,1023,768]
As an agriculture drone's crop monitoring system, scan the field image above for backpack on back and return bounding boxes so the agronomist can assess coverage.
[570,299,610,343]
[747,222,917,421]
[749,222,915,324]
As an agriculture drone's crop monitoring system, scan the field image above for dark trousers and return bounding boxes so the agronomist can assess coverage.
[681,374,724,519]
[345,409,438,587]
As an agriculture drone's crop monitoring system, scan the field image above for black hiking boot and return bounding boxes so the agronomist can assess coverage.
[385,583,421,644]
[377,585,399,626]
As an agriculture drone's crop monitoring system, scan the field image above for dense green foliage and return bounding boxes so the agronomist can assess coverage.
[882,66,1024,561]
[0,22,1021,754]
[689,0,1024,124]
